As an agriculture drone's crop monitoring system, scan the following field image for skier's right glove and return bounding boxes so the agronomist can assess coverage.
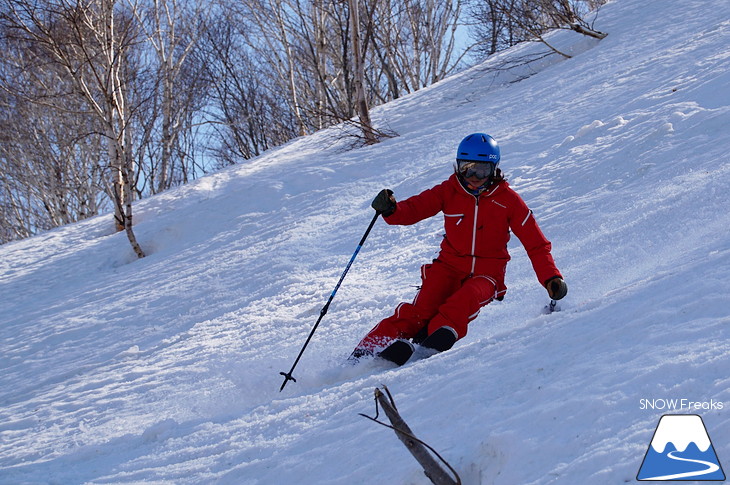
[372,189,396,216]
[545,276,568,300]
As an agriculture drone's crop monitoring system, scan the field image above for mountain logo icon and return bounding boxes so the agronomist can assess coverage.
[637,414,726,481]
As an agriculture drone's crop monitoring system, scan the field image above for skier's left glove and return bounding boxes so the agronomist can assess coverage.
[371,189,396,216]
[545,276,568,300]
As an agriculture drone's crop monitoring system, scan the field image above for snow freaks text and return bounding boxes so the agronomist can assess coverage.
[639,399,724,411]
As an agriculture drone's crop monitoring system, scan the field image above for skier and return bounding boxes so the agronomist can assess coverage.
[350,133,567,365]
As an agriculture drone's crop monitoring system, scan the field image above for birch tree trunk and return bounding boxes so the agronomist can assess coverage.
[98,0,146,257]
[274,0,308,136]
[348,0,377,145]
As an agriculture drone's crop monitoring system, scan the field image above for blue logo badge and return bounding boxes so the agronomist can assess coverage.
[638,414,725,481]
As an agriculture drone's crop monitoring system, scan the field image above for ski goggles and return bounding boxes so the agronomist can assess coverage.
[457,160,495,179]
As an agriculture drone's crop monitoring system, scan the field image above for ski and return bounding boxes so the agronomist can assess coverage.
[349,329,457,368]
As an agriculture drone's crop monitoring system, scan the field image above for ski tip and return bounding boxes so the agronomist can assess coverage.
[346,348,374,366]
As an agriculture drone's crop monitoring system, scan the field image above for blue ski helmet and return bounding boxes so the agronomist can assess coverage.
[456,133,500,166]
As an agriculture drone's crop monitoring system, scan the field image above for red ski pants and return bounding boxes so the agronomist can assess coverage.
[355,260,498,352]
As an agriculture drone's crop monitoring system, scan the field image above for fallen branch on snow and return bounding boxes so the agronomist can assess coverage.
[360,386,461,485]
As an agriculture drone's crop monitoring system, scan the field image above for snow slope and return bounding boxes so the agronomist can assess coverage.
[2,0,730,483]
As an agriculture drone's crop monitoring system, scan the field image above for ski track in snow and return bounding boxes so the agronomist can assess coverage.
[2,0,730,483]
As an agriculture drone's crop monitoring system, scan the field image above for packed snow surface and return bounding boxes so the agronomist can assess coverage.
[2,0,729,483]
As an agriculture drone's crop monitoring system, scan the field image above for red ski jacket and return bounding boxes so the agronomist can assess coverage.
[384,174,561,295]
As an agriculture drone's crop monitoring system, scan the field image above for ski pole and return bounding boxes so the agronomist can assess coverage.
[279,211,381,392]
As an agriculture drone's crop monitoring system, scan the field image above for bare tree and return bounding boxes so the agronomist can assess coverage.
[470,0,606,60]
[231,0,463,141]
[126,0,209,194]
[197,3,297,165]
[0,0,487,245]
[236,0,310,136]
[0,24,109,241]
[364,0,466,104]
[2,0,146,257]
[232,0,355,135]
[469,0,528,57]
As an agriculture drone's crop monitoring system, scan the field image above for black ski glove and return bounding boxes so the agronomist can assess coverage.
[545,276,568,300]
[372,189,396,216]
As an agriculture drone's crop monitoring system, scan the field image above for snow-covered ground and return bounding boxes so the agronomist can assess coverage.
[2,0,730,483]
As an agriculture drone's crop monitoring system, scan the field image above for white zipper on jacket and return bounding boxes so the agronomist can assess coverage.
[470,196,479,275]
